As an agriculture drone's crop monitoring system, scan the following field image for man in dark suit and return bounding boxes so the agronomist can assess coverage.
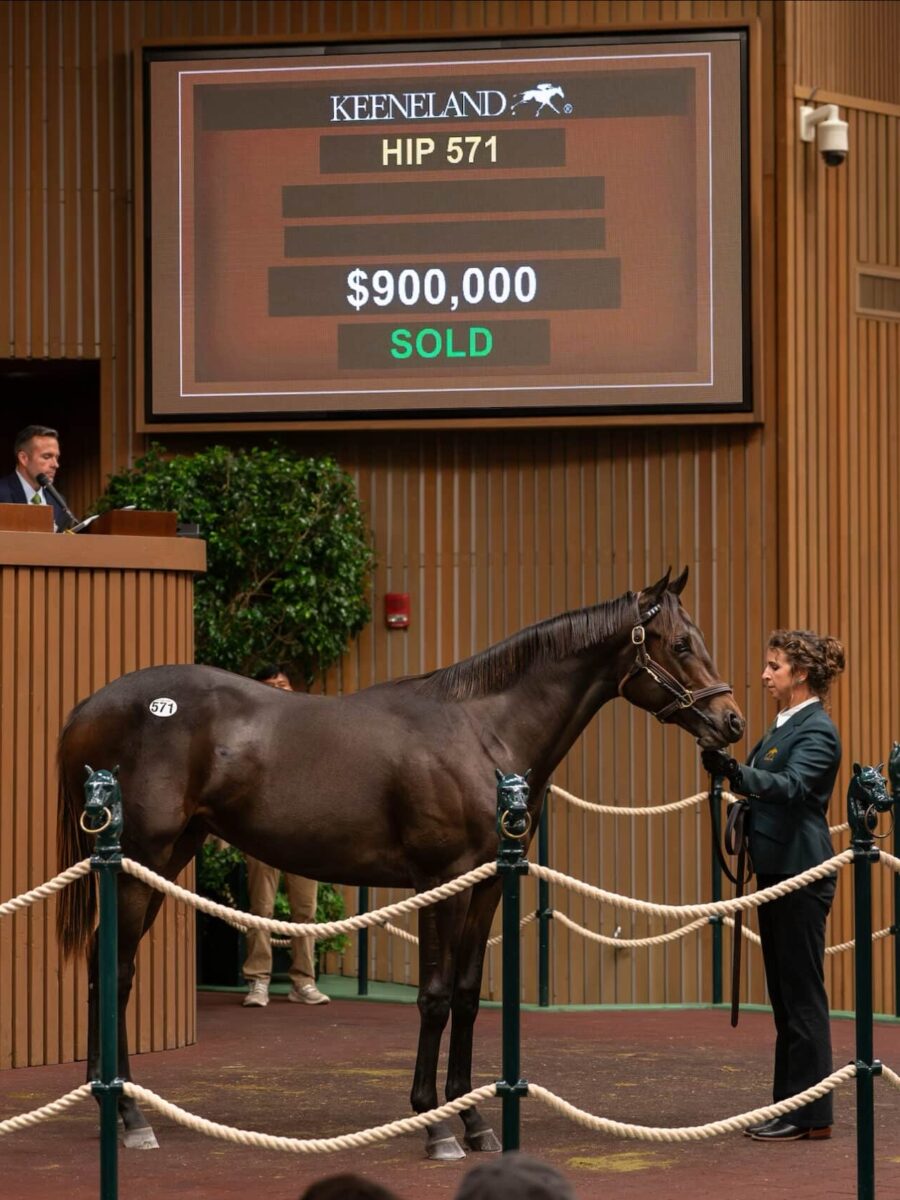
[703,629,846,1142]
[0,425,74,530]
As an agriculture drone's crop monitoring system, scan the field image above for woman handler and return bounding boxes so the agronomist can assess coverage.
[702,629,845,1142]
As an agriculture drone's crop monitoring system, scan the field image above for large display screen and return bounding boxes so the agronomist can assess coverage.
[140,32,750,425]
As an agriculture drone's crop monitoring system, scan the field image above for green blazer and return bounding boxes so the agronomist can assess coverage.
[734,701,841,876]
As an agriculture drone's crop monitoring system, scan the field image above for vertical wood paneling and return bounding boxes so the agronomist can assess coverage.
[0,548,200,1067]
[795,0,900,109]
[3,0,899,1032]
[785,1,900,1010]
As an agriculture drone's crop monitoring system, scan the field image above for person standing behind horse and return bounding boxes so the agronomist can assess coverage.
[702,629,845,1142]
[242,664,329,1008]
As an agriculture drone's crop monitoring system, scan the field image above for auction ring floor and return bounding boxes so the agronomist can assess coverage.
[3,981,900,1200]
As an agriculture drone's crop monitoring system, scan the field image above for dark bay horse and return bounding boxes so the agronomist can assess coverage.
[56,568,744,1158]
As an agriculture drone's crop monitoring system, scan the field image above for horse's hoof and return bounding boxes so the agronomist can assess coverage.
[121,1126,159,1150]
[425,1134,466,1161]
[464,1127,501,1152]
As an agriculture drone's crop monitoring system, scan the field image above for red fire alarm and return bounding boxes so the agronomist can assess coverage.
[385,592,410,629]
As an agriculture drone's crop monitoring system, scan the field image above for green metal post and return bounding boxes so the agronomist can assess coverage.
[495,771,530,1151]
[538,794,550,1007]
[357,886,369,996]
[83,769,124,1200]
[709,774,724,1005]
[848,771,883,1200]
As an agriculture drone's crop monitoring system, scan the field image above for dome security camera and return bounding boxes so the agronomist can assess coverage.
[798,104,849,167]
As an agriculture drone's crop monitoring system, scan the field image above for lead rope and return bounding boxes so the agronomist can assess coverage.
[722,791,752,1027]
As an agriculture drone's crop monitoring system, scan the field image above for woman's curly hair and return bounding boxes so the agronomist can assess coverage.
[767,629,846,700]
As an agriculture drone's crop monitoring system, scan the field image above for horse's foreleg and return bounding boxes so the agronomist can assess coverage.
[411,894,468,1161]
[446,879,503,1152]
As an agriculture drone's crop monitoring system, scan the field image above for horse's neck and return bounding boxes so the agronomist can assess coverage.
[471,649,622,779]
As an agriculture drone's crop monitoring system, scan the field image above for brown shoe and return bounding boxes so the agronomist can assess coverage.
[750,1119,832,1141]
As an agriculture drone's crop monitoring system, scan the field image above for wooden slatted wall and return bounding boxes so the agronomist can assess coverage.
[783,0,900,1010]
[0,550,199,1068]
[4,0,899,1030]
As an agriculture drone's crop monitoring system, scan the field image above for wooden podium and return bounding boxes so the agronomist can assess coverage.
[86,508,179,537]
[0,501,54,532]
[0,515,206,1069]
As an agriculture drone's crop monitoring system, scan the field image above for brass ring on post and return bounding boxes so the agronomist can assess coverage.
[867,805,895,840]
[499,810,531,840]
[80,806,112,835]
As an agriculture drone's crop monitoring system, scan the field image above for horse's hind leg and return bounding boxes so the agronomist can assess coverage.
[86,873,160,1148]
[411,893,468,1161]
[445,878,503,1152]
[87,828,205,1149]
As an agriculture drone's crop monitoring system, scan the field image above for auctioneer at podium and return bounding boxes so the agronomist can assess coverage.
[0,424,78,531]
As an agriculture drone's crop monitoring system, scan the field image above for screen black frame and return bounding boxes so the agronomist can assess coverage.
[139,27,754,428]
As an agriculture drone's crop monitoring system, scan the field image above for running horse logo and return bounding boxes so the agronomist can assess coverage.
[510,82,565,117]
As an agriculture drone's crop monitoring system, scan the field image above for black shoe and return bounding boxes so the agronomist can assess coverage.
[750,1118,832,1141]
[742,1117,782,1138]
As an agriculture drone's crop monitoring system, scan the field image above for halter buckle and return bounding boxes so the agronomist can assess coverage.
[631,625,646,646]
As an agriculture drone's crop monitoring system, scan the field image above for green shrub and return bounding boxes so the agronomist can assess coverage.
[99,443,374,681]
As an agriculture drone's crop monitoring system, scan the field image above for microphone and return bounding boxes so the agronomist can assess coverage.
[35,472,79,531]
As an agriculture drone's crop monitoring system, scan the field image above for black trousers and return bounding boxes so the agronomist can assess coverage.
[756,872,836,1127]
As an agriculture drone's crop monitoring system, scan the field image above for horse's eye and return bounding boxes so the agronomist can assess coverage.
[672,638,691,655]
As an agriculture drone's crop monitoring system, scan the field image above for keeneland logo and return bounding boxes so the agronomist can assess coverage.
[328,81,570,123]
[330,88,508,123]
[510,82,566,116]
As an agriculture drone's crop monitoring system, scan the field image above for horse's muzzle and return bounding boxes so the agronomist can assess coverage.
[697,706,745,748]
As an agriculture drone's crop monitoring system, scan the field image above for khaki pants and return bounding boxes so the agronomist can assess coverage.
[242,856,318,986]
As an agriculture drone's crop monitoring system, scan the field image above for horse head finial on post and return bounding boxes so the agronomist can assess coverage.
[80,765,123,855]
[847,762,891,847]
[495,768,532,849]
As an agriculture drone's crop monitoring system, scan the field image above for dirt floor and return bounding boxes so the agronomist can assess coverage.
[3,983,900,1200]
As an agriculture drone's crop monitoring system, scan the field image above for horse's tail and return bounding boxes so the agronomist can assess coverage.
[55,704,96,959]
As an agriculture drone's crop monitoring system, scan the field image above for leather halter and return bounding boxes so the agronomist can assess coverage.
[617,603,734,730]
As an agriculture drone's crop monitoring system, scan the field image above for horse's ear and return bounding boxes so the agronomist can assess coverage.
[113,764,120,779]
[853,762,862,775]
[495,767,503,782]
[84,764,93,778]
[524,768,532,782]
[669,566,689,596]
[639,568,671,607]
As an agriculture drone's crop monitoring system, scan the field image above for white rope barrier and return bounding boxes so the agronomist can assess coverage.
[0,1084,93,1134]
[527,1064,858,1142]
[530,851,854,921]
[0,860,91,918]
[376,911,537,949]
[121,1081,498,1153]
[548,784,736,816]
[0,847,896,1157]
[120,857,497,938]
[3,1066,875,1150]
[548,783,851,837]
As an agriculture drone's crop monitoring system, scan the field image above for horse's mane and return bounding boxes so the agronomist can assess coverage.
[409,589,679,701]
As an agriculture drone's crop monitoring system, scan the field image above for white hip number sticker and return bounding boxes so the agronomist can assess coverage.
[149,697,178,717]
